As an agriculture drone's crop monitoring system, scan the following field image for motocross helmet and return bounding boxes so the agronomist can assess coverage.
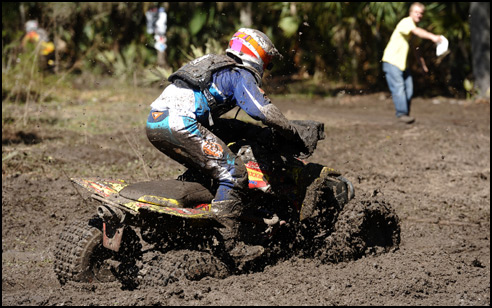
[226,28,282,80]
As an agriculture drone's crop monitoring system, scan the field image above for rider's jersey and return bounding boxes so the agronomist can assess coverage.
[150,67,271,126]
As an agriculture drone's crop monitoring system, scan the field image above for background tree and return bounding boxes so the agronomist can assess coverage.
[470,2,490,98]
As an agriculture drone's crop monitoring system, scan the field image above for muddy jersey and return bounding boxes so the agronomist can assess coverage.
[150,67,271,126]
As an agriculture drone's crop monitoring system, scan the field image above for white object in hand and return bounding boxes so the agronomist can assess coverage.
[436,35,448,56]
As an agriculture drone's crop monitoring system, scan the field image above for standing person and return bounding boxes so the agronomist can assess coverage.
[146,28,311,261]
[21,20,56,71]
[382,2,442,124]
[145,6,168,67]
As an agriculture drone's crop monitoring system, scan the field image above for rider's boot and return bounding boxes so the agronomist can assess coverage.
[211,199,264,262]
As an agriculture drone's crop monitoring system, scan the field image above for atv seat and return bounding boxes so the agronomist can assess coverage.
[119,180,213,208]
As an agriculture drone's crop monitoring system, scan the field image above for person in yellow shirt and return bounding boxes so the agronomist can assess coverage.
[382,2,442,124]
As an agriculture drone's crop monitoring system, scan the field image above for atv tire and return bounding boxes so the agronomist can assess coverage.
[317,195,400,263]
[53,218,142,286]
[139,249,230,287]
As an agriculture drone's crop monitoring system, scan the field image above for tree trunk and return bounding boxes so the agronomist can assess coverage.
[239,3,252,27]
[470,2,490,98]
[157,51,167,68]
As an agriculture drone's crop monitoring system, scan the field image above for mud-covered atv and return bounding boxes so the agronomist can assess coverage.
[53,119,400,288]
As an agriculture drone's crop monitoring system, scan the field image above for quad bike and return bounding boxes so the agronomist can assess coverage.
[53,119,400,288]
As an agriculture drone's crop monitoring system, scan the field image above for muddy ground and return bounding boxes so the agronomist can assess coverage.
[2,88,490,306]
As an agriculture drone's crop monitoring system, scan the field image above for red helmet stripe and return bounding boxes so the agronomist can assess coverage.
[240,45,257,58]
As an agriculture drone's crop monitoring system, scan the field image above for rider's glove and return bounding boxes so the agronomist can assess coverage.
[259,104,323,157]
[288,120,325,156]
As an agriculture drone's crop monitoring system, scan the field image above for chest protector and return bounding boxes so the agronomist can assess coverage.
[168,54,259,121]
[168,54,237,90]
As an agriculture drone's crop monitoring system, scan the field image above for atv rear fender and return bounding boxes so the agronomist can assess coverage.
[97,202,126,252]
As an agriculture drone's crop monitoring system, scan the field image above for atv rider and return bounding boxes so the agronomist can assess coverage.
[146,28,311,260]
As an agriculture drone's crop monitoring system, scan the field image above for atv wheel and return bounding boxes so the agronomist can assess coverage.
[317,195,400,263]
[300,174,353,222]
[139,250,230,287]
[53,218,142,286]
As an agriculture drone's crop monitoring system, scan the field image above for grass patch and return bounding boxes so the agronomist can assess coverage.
[2,80,162,134]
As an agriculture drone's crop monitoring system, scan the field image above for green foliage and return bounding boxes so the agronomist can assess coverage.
[2,42,43,104]
[279,16,299,37]
[184,38,224,61]
[1,2,479,98]
[94,43,147,81]
[189,11,208,36]
[142,66,173,87]
[463,78,477,100]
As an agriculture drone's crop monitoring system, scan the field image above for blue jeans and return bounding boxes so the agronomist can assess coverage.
[382,62,413,117]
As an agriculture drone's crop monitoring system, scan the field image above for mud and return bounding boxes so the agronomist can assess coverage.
[2,92,490,305]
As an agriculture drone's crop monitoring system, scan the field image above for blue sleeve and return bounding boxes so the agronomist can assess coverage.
[231,70,271,122]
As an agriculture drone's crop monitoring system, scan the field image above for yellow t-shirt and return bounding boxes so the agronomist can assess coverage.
[382,16,416,71]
